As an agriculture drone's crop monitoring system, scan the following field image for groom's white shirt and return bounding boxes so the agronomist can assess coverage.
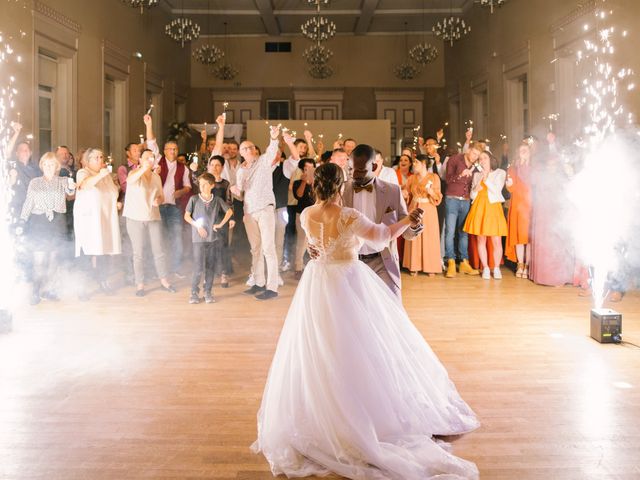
[353,182,377,255]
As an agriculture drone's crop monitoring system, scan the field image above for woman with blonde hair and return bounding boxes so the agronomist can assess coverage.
[74,148,121,298]
[21,152,76,304]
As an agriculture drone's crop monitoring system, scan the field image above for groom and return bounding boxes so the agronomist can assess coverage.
[343,144,423,298]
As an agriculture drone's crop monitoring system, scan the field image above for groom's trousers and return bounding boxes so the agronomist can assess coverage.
[359,253,401,300]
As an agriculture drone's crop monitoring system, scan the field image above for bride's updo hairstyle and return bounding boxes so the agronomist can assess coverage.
[314,162,344,202]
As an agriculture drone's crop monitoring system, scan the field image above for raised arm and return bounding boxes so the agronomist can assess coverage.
[303,130,317,159]
[211,115,225,157]
[5,121,21,158]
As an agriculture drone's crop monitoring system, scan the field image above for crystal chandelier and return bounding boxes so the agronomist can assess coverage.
[165,0,201,48]
[477,0,507,13]
[409,43,439,65]
[309,64,334,79]
[193,0,223,66]
[301,16,337,42]
[303,44,334,65]
[122,0,158,14]
[432,16,470,46]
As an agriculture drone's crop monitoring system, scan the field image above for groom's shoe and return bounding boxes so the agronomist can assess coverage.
[255,290,278,300]
[244,285,266,295]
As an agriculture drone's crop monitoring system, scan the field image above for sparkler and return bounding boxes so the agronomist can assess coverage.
[0,31,21,322]
[146,103,154,115]
[543,113,560,132]
[412,125,421,152]
[465,120,474,132]
[222,101,229,120]
[568,3,636,309]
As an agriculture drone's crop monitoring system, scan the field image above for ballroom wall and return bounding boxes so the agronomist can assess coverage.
[1,0,190,161]
[443,0,640,150]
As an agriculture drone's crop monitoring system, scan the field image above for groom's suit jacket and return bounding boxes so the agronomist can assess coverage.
[343,178,422,292]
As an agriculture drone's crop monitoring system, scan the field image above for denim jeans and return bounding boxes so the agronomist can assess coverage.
[159,204,184,274]
[444,197,471,261]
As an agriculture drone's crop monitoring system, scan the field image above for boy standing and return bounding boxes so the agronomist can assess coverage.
[184,173,233,304]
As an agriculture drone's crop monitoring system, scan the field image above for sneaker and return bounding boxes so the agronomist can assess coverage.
[493,268,502,280]
[189,293,200,304]
[482,267,491,280]
[204,292,215,304]
[245,274,255,287]
[244,285,266,295]
[256,289,278,300]
[280,260,291,272]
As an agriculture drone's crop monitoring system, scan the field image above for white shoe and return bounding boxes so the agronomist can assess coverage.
[245,274,255,287]
[493,267,502,280]
[278,275,284,287]
[482,267,491,280]
[280,261,291,272]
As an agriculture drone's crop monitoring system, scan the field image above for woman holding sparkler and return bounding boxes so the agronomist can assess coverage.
[20,152,76,304]
[74,148,121,297]
[402,154,442,276]
[505,143,533,278]
[463,151,508,280]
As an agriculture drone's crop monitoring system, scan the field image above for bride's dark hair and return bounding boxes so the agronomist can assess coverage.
[314,162,344,202]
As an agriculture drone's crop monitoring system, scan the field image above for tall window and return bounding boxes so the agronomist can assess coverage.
[38,53,57,156]
[104,77,115,155]
[522,76,529,135]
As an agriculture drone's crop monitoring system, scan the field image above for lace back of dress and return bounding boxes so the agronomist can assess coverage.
[301,208,361,262]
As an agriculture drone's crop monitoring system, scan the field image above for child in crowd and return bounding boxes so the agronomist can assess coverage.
[184,173,233,304]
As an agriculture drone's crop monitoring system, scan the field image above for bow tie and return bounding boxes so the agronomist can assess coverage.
[354,184,373,194]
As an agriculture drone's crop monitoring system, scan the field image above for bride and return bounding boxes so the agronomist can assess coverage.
[251,162,479,479]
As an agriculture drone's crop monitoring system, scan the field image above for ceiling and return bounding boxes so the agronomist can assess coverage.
[161,0,475,36]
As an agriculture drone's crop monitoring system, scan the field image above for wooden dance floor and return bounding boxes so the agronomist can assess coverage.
[1,264,639,479]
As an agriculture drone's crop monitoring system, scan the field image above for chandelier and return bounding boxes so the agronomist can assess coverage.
[477,0,507,13]
[213,63,238,80]
[193,0,223,66]
[166,18,201,48]
[122,0,158,14]
[309,64,334,79]
[301,16,337,42]
[394,62,420,81]
[303,44,334,65]
[432,16,470,46]
[165,0,201,48]
[301,0,335,79]
[409,43,439,65]
[193,44,224,65]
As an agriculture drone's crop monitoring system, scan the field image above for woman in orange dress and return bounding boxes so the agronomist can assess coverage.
[395,154,412,261]
[505,143,532,278]
[402,155,442,276]
[463,151,508,280]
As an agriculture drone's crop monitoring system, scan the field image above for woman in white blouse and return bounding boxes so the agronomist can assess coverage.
[74,148,121,298]
[21,152,76,304]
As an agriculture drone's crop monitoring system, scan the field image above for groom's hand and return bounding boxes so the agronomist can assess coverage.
[409,207,424,228]
[307,243,320,260]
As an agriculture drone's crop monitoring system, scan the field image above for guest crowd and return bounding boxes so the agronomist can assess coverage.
[5,111,637,306]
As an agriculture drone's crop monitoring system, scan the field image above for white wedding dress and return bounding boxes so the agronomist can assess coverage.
[251,207,479,479]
